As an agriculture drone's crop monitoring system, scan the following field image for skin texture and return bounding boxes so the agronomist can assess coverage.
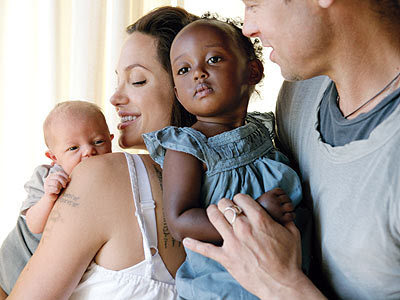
[7,25,186,299]
[26,111,114,234]
[110,32,175,150]
[163,20,292,244]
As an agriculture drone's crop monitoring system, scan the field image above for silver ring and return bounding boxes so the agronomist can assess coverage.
[223,205,243,225]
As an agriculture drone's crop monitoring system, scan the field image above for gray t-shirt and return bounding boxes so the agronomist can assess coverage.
[276,76,400,299]
[319,81,400,146]
[21,164,64,214]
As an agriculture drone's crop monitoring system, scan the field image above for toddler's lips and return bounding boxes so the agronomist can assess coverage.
[194,83,213,99]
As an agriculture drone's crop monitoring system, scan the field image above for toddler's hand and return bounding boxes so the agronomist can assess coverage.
[256,188,295,225]
[44,171,70,198]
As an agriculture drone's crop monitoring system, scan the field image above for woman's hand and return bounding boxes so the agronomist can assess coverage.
[183,193,325,300]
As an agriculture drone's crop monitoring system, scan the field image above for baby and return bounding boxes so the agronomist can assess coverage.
[0,100,113,295]
[143,18,302,299]
[23,100,114,233]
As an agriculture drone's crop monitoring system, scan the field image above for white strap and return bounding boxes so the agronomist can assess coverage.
[132,154,158,251]
[124,153,153,270]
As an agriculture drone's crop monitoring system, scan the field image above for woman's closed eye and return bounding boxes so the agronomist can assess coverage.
[177,66,190,75]
[132,80,146,86]
[207,56,222,64]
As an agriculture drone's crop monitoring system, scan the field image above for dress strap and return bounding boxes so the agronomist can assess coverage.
[132,154,158,251]
[124,153,157,277]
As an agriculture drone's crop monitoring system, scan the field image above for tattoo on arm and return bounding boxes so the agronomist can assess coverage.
[58,193,80,207]
[153,165,163,190]
[162,213,181,249]
[152,165,181,248]
[41,193,79,244]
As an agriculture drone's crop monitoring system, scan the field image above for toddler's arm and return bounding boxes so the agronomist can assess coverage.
[256,188,295,225]
[163,149,222,244]
[25,171,70,234]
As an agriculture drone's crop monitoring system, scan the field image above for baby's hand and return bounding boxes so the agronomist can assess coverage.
[256,188,295,225]
[43,171,70,198]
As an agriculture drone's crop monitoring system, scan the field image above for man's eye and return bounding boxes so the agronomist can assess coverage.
[177,67,190,75]
[207,56,222,64]
[132,80,146,85]
[68,146,78,151]
[94,140,105,145]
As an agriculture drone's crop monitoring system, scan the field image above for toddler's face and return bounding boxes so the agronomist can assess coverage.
[170,21,250,119]
[46,115,113,175]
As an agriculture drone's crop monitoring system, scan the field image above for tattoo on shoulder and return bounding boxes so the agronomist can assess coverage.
[58,193,80,207]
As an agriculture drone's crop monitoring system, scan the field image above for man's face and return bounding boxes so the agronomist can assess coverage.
[242,0,333,81]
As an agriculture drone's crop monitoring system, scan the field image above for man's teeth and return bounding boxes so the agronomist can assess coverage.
[121,115,137,122]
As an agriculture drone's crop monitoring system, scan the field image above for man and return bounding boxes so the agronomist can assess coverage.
[183,0,400,299]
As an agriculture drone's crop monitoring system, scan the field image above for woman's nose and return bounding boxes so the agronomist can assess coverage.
[110,86,129,107]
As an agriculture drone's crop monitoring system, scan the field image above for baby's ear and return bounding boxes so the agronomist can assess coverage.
[45,150,57,163]
[247,59,264,85]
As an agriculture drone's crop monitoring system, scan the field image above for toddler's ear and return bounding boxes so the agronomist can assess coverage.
[174,86,180,101]
[247,59,264,85]
[45,150,57,164]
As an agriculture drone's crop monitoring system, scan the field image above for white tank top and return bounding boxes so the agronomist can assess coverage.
[69,153,177,300]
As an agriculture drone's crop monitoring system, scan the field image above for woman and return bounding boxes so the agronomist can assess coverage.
[6,6,197,300]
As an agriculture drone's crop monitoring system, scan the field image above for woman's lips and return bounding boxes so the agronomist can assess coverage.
[117,114,140,130]
[194,83,213,99]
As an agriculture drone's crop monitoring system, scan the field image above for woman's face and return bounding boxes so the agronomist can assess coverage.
[110,32,175,149]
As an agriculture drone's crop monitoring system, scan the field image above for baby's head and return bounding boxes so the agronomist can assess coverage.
[170,17,263,119]
[43,101,114,175]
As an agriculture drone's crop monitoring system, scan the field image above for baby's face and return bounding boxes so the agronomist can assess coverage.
[170,21,250,119]
[47,115,113,175]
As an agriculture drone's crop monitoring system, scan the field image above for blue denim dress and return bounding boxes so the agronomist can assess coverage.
[143,112,302,300]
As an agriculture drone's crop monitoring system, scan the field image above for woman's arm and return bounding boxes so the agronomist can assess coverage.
[163,149,222,243]
[183,194,326,300]
[8,158,111,300]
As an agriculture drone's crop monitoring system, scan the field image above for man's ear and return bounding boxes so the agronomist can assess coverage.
[247,59,264,85]
[45,150,57,164]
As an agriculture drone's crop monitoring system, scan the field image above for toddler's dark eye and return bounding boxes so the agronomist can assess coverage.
[207,56,222,64]
[177,67,190,75]
[68,146,78,151]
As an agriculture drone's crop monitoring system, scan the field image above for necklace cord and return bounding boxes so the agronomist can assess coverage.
[337,71,400,118]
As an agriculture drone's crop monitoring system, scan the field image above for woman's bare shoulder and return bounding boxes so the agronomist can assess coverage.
[71,153,127,182]
[67,152,131,207]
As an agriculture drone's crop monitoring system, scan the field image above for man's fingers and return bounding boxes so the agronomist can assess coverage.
[183,237,222,263]
[231,193,276,226]
[206,204,234,239]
